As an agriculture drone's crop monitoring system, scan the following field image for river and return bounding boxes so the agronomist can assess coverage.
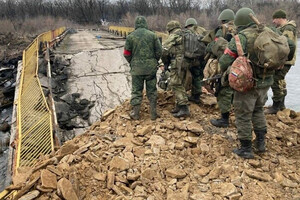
[266,39,300,111]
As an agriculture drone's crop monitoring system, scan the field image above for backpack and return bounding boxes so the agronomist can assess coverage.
[228,35,254,92]
[183,30,206,59]
[254,27,290,69]
[211,37,228,59]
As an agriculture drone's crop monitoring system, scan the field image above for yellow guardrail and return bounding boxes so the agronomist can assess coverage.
[16,27,66,169]
[108,26,168,41]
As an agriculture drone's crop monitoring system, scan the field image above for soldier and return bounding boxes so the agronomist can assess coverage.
[219,8,276,159]
[123,16,162,120]
[184,18,207,104]
[161,20,190,118]
[265,9,297,114]
[207,9,235,128]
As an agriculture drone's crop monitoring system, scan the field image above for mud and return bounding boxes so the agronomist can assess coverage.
[4,91,300,200]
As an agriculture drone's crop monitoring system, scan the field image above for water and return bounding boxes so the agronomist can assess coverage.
[266,39,300,111]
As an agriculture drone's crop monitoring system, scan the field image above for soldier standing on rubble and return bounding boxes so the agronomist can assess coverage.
[219,8,277,159]
[265,9,297,114]
[184,18,207,105]
[208,9,236,128]
[161,20,190,118]
[123,16,162,120]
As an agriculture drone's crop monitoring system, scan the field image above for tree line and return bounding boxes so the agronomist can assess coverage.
[0,0,299,31]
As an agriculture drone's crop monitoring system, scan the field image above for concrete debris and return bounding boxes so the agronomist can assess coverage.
[4,92,300,200]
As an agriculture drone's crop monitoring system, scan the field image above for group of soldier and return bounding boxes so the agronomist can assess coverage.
[123,7,297,159]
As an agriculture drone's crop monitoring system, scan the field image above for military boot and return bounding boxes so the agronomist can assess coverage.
[264,101,281,114]
[253,130,266,153]
[210,112,229,128]
[173,105,190,118]
[233,140,254,159]
[279,98,286,110]
[171,104,180,114]
[150,100,158,120]
[130,105,140,120]
[188,93,201,104]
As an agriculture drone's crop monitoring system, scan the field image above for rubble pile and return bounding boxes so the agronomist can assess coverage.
[4,92,300,200]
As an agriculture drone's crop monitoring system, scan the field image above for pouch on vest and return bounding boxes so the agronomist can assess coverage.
[254,27,290,70]
[183,30,206,59]
[229,35,254,92]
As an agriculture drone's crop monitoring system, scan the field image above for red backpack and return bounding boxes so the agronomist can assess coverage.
[228,35,254,92]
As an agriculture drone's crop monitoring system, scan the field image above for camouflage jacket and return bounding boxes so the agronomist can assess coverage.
[206,21,236,57]
[219,23,275,89]
[124,17,162,75]
[278,20,297,65]
[187,25,206,35]
[161,28,184,69]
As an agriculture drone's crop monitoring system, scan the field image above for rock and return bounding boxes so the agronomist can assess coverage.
[245,170,272,182]
[186,122,204,135]
[281,177,298,188]
[184,136,198,144]
[112,137,132,148]
[174,122,187,131]
[199,143,210,153]
[211,182,238,197]
[165,168,186,179]
[166,184,189,200]
[134,185,147,198]
[93,172,106,181]
[277,110,293,125]
[228,193,242,200]
[57,178,78,200]
[141,168,157,180]
[146,135,165,146]
[107,171,115,189]
[19,190,40,200]
[207,167,220,180]
[127,173,140,181]
[59,142,79,156]
[101,108,115,120]
[109,156,130,171]
[196,167,210,177]
[190,192,214,200]
[41,169,57,189]
[248,160,261,168]
[136,125,152,136]
[12,167,33,186]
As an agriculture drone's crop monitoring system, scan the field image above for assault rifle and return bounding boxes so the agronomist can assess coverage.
[201,74,222,83]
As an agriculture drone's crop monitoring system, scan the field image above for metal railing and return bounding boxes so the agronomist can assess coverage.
[16,27,66,168]
[108,25,168,41]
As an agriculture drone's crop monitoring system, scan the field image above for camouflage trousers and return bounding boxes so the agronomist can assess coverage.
[271,65,291,102]
[184,58,204,95]
[217,86,233,114]
[169,65,189,106]
[233,87,269,140]
[130,74,157,106]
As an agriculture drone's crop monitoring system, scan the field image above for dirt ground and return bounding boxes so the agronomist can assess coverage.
[4,91,300,200]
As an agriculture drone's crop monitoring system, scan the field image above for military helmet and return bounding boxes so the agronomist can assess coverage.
[185,18,197,27]
[234,7,255,26]
[218,9,235,21]
[166,20,181,32]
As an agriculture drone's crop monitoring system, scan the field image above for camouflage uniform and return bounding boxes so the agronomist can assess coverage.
[267,14,297,113]
[162,21,190,117]
[124,16,162,120]
[219,8,276,159]
[184,20,207,103]
[207,9,235,128]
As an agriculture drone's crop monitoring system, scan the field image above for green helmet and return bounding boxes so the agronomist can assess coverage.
[218,9,235,21]
[234,7,255,26]
[185,18,197,27]
[166,20,181,32]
